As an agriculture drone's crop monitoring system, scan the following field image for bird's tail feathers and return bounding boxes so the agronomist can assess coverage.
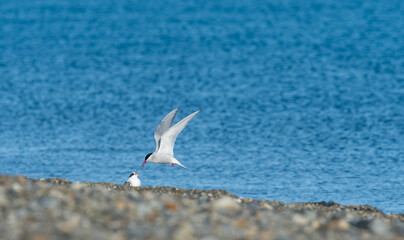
[174,159,187,168]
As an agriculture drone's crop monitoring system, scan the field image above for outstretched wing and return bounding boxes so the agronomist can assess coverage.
[154,108,179,151]
[158,110,200,156]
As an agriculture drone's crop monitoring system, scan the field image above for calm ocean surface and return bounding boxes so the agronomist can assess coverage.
[0,0,403,213]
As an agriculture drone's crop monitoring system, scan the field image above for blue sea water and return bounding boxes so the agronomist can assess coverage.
[0,0,403,213]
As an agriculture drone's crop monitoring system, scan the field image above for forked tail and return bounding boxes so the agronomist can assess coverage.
[173,159,187,168]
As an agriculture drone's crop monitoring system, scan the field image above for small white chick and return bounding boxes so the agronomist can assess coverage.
[124,171,141,187]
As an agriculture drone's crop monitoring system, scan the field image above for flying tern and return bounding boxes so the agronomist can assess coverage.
[142,108,200,168]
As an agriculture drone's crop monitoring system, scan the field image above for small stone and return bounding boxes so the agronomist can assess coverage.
[245,226,259,239]
[109,233,125,240]
[116,201,126,210]
[312,220,321,229]
[49,189,64,199]
[165,202,177,211]
[0,187,8,206]
[33,235,47,240]
[328,220,350,230]
[37,197,59,208]
[370,219,389,235]
[71,182,87,191]
[57,214,81,233]
[259,231,274,240]
[11,183,22,193]
[261,203,273,210]
[143,192,154,200]
[173,223,195,240]
[292,214,309,225]
[353,220,370,229]
[236,219,247,228]
[213,197,240,215]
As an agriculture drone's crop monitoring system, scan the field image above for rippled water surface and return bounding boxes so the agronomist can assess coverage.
[0,0,403,213]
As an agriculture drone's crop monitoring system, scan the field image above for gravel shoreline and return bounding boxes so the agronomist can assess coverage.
[0,175,403,240]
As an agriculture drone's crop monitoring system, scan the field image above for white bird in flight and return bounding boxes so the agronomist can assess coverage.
[124,171,141,187]
[142,108,200,168]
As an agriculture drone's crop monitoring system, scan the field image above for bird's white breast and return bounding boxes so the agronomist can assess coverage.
[148,152,174,164]
[126,176,141,187]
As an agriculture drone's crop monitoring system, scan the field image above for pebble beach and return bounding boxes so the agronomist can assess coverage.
[0,175,403,240]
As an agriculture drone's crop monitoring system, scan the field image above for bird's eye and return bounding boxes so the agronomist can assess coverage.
[129,173,134,177]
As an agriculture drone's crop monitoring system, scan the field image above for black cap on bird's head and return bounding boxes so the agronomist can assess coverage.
[128,170,140,178]
[145,153,153,160]
[142,153,153,167]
